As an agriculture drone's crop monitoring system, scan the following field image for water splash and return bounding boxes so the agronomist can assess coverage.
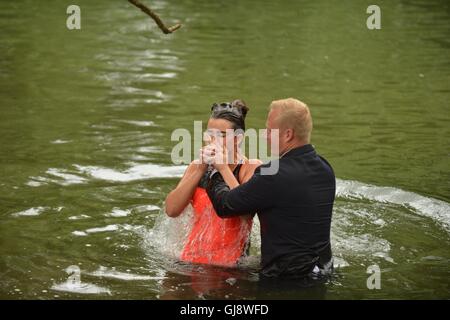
[139,205,194,260]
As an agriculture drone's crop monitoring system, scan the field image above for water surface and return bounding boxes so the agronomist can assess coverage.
[0,0,449,299]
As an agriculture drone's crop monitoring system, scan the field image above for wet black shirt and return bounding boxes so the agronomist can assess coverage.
[206,144,336,277]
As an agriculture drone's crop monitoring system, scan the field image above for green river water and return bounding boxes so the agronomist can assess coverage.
[0,0,449,299]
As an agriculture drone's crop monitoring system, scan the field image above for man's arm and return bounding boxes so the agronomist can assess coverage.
[206,165,275,218]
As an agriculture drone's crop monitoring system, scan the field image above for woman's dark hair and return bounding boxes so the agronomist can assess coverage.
[210,99,249,131]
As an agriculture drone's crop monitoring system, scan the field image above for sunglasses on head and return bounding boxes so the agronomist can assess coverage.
[210,102,243,118]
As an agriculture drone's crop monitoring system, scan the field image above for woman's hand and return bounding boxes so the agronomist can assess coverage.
[213,144,229,173]
[165,158,207,217]
[192,150,208,173]
[209,143,240,189]
[200,145,215,167]
[202,143,230,173]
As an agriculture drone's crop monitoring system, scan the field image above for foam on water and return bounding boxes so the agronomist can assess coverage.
[113,119,157,127]
[332,232,394,263]
[136,146,163,153]
[74,164,187,182]
[72,231,88,237]
[51,281,111,295]
[87,266,166,281]
[133,204,160,213]
[12,207,47,217]
[50,139,71,144]
[27,168,87,187]
[105,208,130,218]
[50,265,111,295]
[46,168,87,185]
[68,214,91,220]
[336,178,450,232]
[85,224,120,234]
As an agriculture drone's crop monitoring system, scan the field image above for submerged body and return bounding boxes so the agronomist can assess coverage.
[181,164,252,266]
[207,144,336,277]
[165,100,259,267]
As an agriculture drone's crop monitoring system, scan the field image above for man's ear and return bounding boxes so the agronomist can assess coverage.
[285,128,295,142]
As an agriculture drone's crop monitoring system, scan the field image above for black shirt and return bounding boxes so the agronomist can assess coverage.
[206,144,336,277]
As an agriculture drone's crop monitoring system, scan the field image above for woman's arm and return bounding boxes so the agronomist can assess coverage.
[165,160,207,217]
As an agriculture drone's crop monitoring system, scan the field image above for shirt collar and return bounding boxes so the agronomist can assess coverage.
[280,144,315,158]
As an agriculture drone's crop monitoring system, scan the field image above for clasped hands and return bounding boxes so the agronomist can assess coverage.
[199,142,230,173]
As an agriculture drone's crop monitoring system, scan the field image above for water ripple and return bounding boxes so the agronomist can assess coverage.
[336,178,450,232]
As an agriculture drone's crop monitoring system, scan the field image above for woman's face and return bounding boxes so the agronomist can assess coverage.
[205,118,237,155]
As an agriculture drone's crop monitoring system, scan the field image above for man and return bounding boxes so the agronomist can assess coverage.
[206,98,336,278]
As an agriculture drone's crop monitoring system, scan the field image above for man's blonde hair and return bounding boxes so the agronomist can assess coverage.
[269,98,313,143]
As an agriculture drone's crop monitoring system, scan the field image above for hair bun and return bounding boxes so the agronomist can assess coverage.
[231,99,249,119]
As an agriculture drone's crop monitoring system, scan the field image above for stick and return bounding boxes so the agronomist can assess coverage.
[128,0,181,34]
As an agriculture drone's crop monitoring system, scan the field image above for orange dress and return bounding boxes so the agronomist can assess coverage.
[180,165,253,267]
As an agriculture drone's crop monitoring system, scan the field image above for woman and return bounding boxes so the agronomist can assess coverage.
[165,99,261,267]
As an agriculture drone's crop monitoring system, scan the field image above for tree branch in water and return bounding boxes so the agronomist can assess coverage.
[128,0,181,34]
